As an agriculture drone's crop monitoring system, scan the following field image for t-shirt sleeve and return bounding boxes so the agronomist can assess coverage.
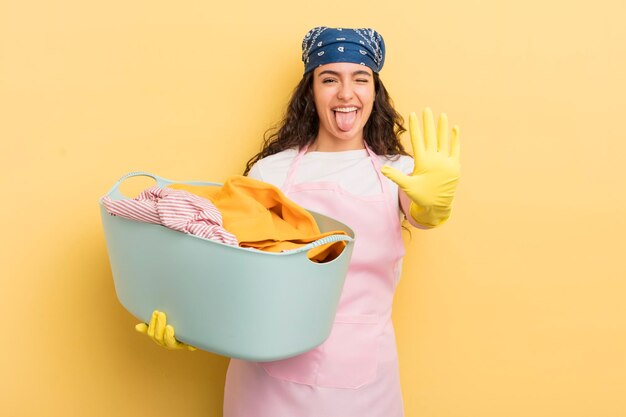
[393,155,414,175]
[247,162,263,181]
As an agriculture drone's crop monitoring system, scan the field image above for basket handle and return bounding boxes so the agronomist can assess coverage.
[103,171,173,201]
[282,234,354,255]
[103,171,222,201]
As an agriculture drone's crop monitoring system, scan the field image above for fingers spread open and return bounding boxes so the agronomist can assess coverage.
[437,113,449,154]
[408,112,425,168]
[451,126,461,159]
[423,108,436,152]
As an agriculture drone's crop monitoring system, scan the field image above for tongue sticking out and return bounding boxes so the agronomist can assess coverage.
[335,111,357,132]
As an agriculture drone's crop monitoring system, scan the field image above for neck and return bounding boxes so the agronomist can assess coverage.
[309,132,366,152]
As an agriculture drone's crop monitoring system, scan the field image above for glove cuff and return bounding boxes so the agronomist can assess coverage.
[409,202,451,228]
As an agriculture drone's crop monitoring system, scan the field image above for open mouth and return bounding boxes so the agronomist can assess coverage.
[333,107,359,132]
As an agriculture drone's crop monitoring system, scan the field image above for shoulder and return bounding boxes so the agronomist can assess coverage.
[247,148,299,184]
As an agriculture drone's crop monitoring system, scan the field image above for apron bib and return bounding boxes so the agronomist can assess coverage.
[260,144,405,389]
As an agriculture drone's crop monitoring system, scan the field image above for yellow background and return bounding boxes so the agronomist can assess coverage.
[2,0,625,416]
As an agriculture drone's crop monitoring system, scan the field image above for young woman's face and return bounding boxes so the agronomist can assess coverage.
[311,62,375,150]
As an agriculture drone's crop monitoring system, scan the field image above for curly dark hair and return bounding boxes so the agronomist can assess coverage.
[243,71,408,175]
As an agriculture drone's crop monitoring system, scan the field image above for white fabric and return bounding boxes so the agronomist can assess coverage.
[248,148,414,199]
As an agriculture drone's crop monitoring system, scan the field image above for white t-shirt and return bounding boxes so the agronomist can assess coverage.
[248,148,414,213]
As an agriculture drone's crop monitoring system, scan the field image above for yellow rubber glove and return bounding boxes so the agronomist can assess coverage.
[135,310,197,351]
[381,108,460,228]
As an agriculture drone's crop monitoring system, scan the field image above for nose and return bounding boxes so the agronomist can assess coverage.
[337,82,354,100]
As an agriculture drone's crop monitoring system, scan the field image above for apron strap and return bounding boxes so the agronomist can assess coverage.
[364,143,393,198]
[282,145,309,194]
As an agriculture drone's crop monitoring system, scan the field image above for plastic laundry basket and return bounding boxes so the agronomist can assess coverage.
[100,172,355,361]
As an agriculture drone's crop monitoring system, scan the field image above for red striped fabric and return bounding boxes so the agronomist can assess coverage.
[102,186,238,246]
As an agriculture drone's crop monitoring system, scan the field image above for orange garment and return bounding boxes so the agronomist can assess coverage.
[169,176,347,263]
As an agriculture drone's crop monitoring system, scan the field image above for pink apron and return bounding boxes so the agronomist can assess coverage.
[224,144,406,416]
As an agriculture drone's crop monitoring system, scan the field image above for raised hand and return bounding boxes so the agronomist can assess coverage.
[381,108,460,227]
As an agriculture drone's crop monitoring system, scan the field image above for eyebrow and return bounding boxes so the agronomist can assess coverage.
[317,70,373,77]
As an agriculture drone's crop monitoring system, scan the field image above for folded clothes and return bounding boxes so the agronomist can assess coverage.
[101,186,238,246]
[169,176,347,263]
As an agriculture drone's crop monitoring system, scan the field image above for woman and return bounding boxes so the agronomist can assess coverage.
[139,26,460,417]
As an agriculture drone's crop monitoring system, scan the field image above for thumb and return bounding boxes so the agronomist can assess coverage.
[381,165,412,189]
[135,322,148,334]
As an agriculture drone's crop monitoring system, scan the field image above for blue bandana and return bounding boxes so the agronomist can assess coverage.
[301,27,386,74]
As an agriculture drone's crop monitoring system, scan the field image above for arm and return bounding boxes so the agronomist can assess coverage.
[399,189,431,229]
